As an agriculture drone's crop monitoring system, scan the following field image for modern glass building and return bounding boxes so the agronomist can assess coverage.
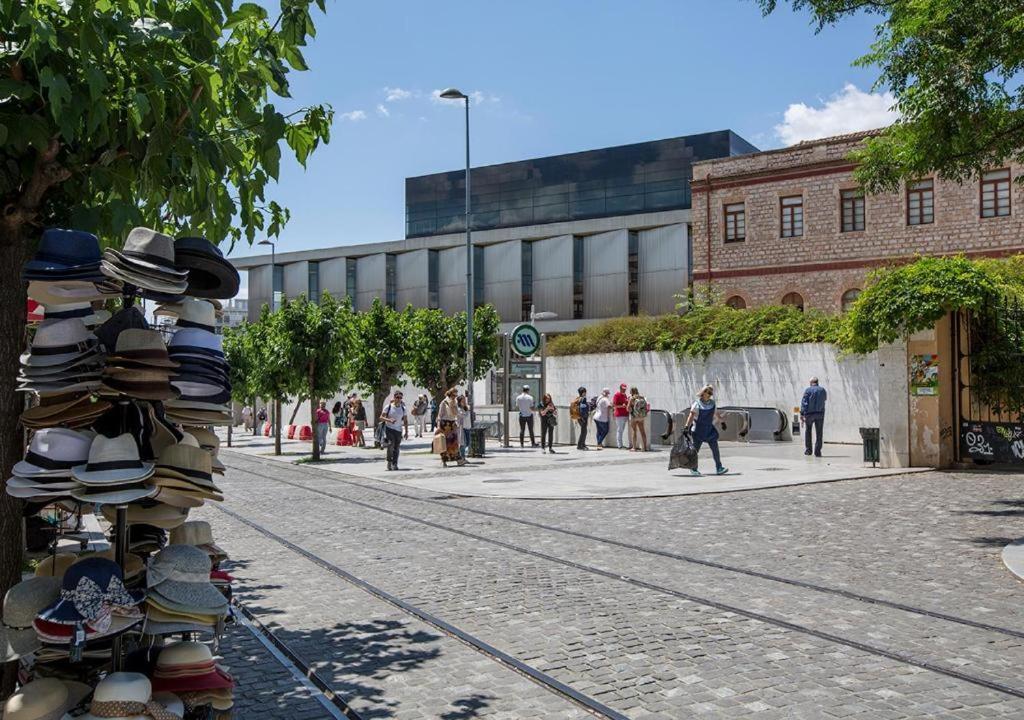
[237,129,758,332]
[405,131,758,238]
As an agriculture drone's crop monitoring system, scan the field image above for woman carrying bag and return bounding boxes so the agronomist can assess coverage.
[684,385,729,476]
[435,388,465,467]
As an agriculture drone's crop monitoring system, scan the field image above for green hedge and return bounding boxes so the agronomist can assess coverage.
[546,304,843,358]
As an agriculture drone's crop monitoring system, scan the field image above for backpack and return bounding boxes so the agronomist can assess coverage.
[589,397,599,414]
[632,396,649,418]
[569,398,581,421]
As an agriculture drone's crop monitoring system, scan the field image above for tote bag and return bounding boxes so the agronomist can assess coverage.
[431,432,447,454]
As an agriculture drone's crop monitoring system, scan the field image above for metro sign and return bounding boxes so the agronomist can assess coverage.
[511,323,540,357]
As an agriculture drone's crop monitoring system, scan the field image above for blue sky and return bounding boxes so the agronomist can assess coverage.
[230,0,892,271]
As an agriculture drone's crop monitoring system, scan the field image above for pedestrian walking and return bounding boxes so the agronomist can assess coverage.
[457,394,471,459]
[800,376,828,457]
[516,384,538,448]
[628,386,650,451]
[436,387,466,467]
[570,387,590,450]
[684,385,728,476]
[331,400,343,429]
[241,405,252,430]
[411,394,428,437]
[379,391,409,471]
[592,388,612,449]
[314,400,331,455]
[256,407,267,426]
[538,393,557,453]
[613,383,630,449]
[351,395,367,447]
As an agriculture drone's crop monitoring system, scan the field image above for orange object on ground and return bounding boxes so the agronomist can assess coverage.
[286,425,296,439]
[262,422,271,436]
[337,428,352,446]
[298,425,312,441]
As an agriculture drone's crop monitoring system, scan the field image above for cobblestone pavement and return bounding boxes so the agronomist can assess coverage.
[203,449,1024,719]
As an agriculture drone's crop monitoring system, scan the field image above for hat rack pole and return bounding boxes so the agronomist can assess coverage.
[110,503,128,672]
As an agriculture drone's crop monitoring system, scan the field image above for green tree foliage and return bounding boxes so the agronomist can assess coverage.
[247,303,304,454]
[340,298,409,423]
[547,306,842,358]
[223,320,259,407]
[755,1,1024,192]
[403,305,501,404]
[276,293,347,460]
[1,0,332,244]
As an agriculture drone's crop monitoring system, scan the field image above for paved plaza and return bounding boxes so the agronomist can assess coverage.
[207,433,1024,719]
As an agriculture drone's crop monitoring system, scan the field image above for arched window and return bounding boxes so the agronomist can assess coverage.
[841,288,861,313]
[725,295,746,309]
[781,292,805,312]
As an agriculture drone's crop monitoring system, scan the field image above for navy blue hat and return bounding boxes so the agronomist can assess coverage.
[37,557,143,625]
[174,236,240,300]
[24,229,103,276]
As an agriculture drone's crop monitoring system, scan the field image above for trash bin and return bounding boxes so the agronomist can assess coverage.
[468,426,488,458]
[859,427,880,466]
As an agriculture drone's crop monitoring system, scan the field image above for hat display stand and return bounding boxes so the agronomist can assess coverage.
[8,230,238,720]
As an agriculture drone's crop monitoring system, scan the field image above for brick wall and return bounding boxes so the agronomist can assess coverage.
[690,133,1024,312]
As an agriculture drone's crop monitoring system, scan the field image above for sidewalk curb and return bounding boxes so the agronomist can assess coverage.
[1001,539,1024,582]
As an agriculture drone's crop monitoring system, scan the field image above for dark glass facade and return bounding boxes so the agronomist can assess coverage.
[521,241,533,321]
[385,254,397,309]
[308,261,320,303]
[345,258,357,300]
[405,130,757,238]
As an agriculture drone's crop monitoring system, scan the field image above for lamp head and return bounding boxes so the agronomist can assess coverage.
[439,88,468,100]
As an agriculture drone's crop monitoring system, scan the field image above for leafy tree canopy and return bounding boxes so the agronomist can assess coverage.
[222,319,259,404]
[1,0,332,246]
[403,304,501,401]
[756,1,1024,192]
[340,298,410,415]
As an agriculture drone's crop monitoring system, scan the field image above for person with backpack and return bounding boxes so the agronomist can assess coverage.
[570,387,590,450]
[628,386,650,452]
[684,384,728,476]
[378,391,409,471]
[593,388,612,450]
[537,393,557,454]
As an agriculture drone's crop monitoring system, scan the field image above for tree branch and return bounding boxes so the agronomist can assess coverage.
[1,138,70,239]
[173,84,204,133]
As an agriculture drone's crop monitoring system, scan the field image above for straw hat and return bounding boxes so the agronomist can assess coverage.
[77,672,184,720]
[156,297,217,331]
[1,576,61,661]
[35,553,78,579]
[20,319,99,368]
[101,228,188,294]
[14,428,93,478]
[27,280,121,307]
[151,641,234,694]
[107,329,178,369]
[2,677,91,720]
[182,427,225,473]
[169,521,228,562]
[72,433,154,486]
[100,503,189,530]
[21,392,110,430]
[147,545,225,611]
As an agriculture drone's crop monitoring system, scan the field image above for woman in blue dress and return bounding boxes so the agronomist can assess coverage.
[684,385,728,476]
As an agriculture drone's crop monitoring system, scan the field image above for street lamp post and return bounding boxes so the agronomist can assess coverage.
[440,88,474,421]
[258,239,276,311]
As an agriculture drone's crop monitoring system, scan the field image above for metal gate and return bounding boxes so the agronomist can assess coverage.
[953,305,1024,465]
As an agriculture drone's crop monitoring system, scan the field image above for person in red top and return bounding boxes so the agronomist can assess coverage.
[612,383,630,449]
[314,400,331,455]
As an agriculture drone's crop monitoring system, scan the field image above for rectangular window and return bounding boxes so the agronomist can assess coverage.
[981,168,1011,218]
[780,195,803,238]
[521,241,533,321]
[628,231,640,316]
[840,190,865,232]
[907,179,934,225]
[385,254,397,309]
[345,258,357,301]
[272,265,283,307]
[473,246,485,309]
[427,250,439,309]
[572,236,584,319]
[307,261,320,303]
[724,202,745,242]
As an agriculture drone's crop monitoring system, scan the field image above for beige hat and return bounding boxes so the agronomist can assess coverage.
[2,677,91,720]
[107,329,179,369]
[35,553,77,579]
[77,672,184,720]
[182,427,225,473]
[101,503,189,530]
[169,521,228,561]
[155,297,217,329]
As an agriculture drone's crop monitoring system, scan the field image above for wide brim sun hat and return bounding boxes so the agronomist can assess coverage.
[27,280,121,307]
[1,677,91,720]
[0,624,43,662]
[35,613,143,645]
[72,431,155,485]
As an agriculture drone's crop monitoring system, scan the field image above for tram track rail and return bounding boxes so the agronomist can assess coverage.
[220,454,1024,702]
[224,454,1024,641]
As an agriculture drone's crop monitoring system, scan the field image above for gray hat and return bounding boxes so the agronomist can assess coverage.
[1,576,61,661]
[147,544,226,611]
[2,677,91,720]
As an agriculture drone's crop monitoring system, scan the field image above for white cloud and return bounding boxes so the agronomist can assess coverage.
[774,84,898,146]
[376,104,390,117]
[384,86,412,102]
[339,110,367,122]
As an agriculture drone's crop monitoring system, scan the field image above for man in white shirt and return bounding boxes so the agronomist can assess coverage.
[379,392,409,471]
[515,385,538,448]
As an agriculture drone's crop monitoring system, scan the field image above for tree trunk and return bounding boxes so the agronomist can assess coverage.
[0,228,28,698]
[252,395,258,436]
[309,362,319,461]
[273,398,281,455]
[373,384,388,448]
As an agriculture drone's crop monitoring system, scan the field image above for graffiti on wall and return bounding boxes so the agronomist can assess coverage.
[961,421,1024,463]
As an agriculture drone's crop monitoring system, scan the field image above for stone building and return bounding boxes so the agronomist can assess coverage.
[689,130,1024,312]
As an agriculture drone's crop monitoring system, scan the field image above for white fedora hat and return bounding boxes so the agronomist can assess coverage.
[20,319,99,367]
[77,672,184,720]
[72,433,154,486]
[156,297,217,330]
[13,428,93,478]
[40,302,111,328]
[28,280,122,307]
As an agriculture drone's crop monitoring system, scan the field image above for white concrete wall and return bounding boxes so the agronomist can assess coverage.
[545,344,878,443]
